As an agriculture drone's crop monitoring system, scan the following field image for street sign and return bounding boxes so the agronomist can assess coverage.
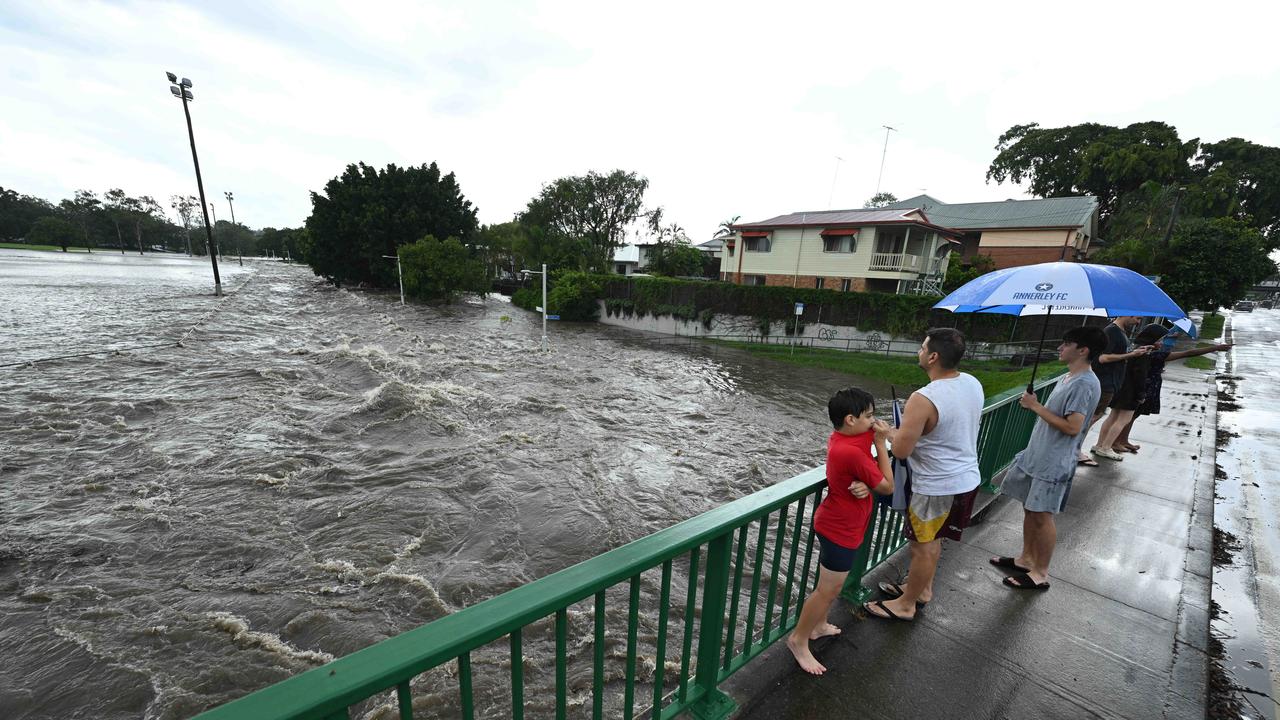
[794,302,805,315]
[547,315,560,320]
[536,306,544,312]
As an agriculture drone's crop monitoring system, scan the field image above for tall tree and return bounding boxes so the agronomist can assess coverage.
[103,188,131,253]
[1188,138,1280,237]
[58,190,101,252]
[986,122,1197,230]
[305,162,479,287]
[170,194,200,256]
[521,170,648,272]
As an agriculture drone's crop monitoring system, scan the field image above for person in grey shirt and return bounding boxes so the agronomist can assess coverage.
[990,325,1106,591]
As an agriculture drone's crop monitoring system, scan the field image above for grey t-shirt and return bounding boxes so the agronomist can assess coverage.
[1012,370,1102,483]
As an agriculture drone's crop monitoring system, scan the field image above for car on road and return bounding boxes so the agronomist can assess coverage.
[1234,300,1255,312]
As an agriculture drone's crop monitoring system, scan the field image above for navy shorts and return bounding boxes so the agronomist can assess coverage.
[816,532,856,573]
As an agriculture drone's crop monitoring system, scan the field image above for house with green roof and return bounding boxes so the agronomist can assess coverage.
[880,194,1099,269]
[718,194,1099,295]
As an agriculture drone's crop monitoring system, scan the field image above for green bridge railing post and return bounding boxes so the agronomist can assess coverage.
[840,503,879,604]
[688,531,736,720]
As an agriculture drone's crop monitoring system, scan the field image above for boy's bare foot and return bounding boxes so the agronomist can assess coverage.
[786,633,827,675]
[809,622,841,640]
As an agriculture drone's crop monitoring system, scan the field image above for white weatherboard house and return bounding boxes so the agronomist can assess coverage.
[720,207,962,294]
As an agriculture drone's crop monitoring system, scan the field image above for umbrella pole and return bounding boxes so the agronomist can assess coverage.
[1027,305,1053,393]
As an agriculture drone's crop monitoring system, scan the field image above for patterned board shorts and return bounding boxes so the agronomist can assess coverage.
[905,488,979,543]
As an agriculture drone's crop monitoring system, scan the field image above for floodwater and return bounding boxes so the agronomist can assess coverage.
[0,249,894,719]
[1211,309,1280,720]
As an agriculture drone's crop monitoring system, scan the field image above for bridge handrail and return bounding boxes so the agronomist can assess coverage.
[194,371,1066,720]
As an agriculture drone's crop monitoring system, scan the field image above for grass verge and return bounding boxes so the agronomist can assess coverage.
[1199,313,1224,341]
[0,242,95,253]
[715,341,1065,399]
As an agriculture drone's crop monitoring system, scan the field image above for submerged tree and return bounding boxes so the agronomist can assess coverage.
[521,170,648,273]
[305,162,478,287]
[399,235,489,302]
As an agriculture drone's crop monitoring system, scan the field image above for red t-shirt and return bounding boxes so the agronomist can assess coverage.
[813,430,883,549]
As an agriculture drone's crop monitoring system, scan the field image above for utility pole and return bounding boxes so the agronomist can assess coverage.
[167,72,221,296]
[875,125,897,196]
[224,191,243,266]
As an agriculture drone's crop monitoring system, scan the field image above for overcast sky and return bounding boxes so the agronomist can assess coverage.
[4,0,1279,241]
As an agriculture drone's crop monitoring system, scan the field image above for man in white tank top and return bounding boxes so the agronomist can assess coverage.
[864,328,984,622]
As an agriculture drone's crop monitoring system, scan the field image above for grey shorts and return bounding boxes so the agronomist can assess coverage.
[1001,465,1072,514]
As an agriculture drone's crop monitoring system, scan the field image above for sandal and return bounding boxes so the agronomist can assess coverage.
[1003,573,1050,591]
[878,581,928,607]
[1077,457,1099,467]
[862,599,913,622]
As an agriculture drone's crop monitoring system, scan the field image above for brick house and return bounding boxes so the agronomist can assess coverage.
[880,194,1099,269]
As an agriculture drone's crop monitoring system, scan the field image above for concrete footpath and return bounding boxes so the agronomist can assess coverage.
[726,360,1216,720]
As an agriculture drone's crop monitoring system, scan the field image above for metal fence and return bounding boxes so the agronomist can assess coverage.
[193,374,1064,720]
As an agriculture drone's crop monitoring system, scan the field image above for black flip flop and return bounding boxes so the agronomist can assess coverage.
[863,599,913,622]
[989,556,1031,573]
[877,581,927,608]
[1003,573,1050,591]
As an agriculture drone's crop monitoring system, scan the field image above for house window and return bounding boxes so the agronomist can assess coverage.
[875,227,907,254]
[746,275,766,286]
[727,243,735,257]
[823,235,855,253]
[616,263,626,274]
[840,279,852,292]
[743,236,771,252]
[815,277,825,289]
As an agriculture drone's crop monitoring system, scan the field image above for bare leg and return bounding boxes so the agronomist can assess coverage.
[1114,415,1138,450]
[1023,511,1056,585]
[879,540,940,619]
[788,566,848,675]
[1096,409,1135,453]
[1019,510,1038,570]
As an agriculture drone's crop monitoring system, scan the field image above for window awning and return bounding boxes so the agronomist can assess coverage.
[819,228,858,236]
[740,230,771,237]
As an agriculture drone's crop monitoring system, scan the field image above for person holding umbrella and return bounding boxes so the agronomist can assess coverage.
[990,325,1106,590]
[1079,315,1151,463]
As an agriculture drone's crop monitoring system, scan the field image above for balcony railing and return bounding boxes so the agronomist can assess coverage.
[868,252,923,272]
[193,374,1064,720]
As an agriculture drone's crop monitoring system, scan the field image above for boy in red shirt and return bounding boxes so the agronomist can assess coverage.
[787,387,894,675]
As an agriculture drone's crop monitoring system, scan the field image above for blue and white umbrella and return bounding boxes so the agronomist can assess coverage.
[1172,316,1199,339]
[934,261,1188,387]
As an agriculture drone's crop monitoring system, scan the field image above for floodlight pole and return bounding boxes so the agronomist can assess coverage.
[522,264,549,352]
[875,125,896,195]
[168,72,222,296]
[224,191,243,266]
[382,254,405,305]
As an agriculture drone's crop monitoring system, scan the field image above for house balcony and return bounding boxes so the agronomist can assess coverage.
[869,252,925,272]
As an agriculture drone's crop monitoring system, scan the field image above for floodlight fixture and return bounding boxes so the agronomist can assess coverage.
[181,78,192,88]
[165,70,222,295]
[183,89,193,100]
[170,86,181,97]
[166,71,177,83]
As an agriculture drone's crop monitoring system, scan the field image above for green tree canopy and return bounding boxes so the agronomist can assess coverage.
[521,170,648,272]
[399,235,489,302]
[1188,137,1280,236]
[0,186,54,241]
[1160,217,1278,312]
[986,122,1197,229]
[305,162,479,287]
[26,216,80,251]
[864,192,899,208]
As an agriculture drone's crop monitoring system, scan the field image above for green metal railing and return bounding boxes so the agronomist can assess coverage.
[194,372,1064,720]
